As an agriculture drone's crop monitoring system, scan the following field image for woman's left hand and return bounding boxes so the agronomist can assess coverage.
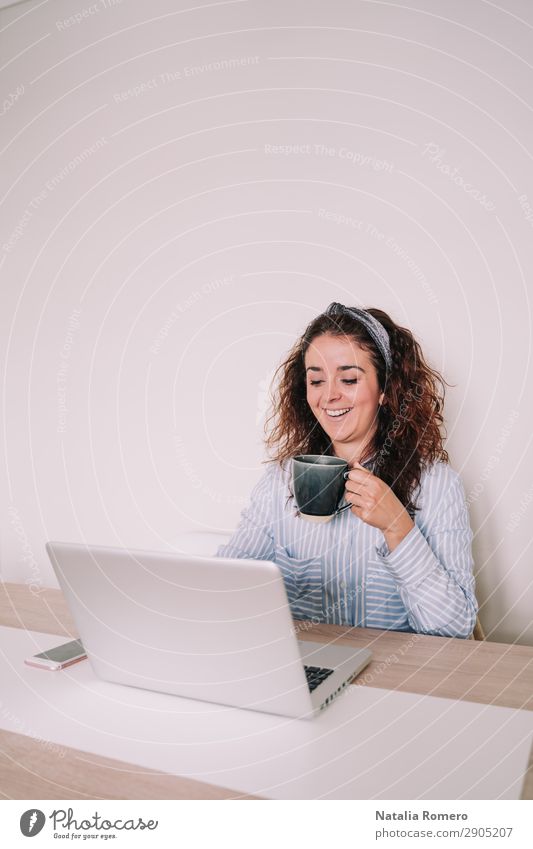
[344,463,414,550]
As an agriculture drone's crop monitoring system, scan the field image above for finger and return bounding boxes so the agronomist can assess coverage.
[344,488,354,501]
[347,493,374,517]
[348,501,369,522]
[344,482,363,497]
[345,492,364,508]
[345,469,371,485]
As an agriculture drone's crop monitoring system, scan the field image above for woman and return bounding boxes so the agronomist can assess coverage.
[217,302,478,638]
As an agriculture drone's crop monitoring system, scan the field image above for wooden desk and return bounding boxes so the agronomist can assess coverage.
[1,582,532,800]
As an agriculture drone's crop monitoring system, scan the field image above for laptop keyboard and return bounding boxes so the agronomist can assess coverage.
[304,665,334,692]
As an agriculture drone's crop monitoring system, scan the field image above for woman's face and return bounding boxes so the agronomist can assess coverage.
[304,333,384,456]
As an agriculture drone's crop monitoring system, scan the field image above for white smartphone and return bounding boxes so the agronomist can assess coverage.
[24,638,87,671]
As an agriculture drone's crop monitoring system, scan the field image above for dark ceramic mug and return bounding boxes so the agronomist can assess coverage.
[292,455,352,523]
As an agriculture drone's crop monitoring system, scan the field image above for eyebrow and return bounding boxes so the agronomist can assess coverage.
[305,365,366,374]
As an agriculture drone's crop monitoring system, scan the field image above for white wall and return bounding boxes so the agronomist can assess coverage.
[1,0,532,645]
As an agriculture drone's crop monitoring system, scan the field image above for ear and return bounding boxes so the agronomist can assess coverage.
[378,392,385,406]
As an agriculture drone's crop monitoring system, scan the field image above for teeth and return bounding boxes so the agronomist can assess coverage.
[326,408,351,417]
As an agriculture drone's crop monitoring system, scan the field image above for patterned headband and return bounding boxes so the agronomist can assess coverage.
[324,302,393,375]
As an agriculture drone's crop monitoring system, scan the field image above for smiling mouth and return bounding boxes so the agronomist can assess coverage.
[324,407,352,418]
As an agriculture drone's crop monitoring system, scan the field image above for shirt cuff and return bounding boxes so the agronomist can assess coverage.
[375,523,436,587]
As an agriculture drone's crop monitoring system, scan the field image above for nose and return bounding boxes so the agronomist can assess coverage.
[326,383,342,402]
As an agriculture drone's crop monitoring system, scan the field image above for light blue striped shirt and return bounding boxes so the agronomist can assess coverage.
[216,460,478,638]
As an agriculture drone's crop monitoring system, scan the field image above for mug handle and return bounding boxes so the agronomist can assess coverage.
[334,468,353,515]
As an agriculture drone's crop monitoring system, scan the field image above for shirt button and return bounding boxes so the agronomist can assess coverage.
[340,580,346,589]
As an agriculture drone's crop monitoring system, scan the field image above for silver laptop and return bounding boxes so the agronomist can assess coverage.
[45,541,372,719]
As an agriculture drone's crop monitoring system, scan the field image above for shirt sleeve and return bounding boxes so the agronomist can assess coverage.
[375,465,478,638]
[215,464,276,562]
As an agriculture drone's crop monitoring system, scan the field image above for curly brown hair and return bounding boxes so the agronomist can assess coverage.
[264,304,449,514]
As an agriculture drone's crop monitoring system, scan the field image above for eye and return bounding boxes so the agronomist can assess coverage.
[308,379,358,386]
